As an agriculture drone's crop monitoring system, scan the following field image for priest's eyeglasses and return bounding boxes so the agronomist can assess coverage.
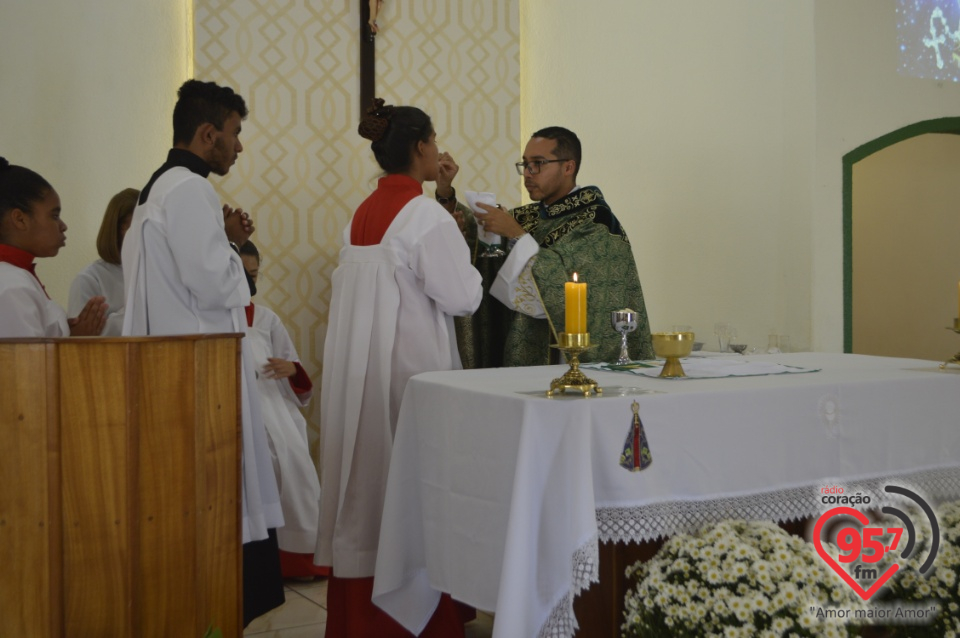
[514,159,570,175]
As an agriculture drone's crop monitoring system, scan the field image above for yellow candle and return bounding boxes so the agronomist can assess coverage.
[565,273,587,334]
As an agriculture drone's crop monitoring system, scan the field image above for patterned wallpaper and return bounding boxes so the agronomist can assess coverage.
[194,0,521,460]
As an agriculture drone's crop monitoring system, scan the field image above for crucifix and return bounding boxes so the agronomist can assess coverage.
[360,0,382,118]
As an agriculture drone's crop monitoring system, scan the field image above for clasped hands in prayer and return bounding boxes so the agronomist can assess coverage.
[437,151,525,240]
[69,295,107,336]
[223,203,255,246]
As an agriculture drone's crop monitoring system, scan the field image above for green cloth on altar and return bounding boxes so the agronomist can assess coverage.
[503,186,654,367]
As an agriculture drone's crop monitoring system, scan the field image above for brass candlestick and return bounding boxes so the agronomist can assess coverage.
[940,318,960,370]
[547,332,602,397]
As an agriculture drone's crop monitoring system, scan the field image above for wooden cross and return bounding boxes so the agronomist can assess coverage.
[359,0,381,118]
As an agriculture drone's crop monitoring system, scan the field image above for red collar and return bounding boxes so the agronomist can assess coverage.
[0,244,37,271]
[0,244,48,298]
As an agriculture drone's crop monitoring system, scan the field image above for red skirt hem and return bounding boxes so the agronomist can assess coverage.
[324,575,466,638]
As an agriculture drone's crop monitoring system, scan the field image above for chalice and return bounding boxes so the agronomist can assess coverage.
[652,332,695,378]
[611,309,638,365]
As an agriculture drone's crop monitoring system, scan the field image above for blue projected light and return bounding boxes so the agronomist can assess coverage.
[898,0,960,82]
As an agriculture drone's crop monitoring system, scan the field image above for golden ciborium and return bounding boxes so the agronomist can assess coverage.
[652,331,695,378]
[941,318,960,370]
[547,332,602,397]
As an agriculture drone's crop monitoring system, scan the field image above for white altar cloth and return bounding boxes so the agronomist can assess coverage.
[371,353,960,638]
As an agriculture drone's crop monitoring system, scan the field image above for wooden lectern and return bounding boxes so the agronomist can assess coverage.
[0,335,243,637]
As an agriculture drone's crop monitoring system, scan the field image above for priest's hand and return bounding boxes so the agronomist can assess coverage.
[223,204,255,246]
[262,357,296,379]
[475,202,526,240]
[437,152,459,198]
[69,296,108,336]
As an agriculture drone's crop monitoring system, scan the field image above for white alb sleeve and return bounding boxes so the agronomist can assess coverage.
[489,234,546,318]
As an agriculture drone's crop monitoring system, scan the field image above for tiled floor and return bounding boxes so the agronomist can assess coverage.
[244,579,494,637]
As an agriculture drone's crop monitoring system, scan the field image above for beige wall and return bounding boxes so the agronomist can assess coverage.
[521,1,817,353]
[523,0,960,353]
[852,133,960,361]
[814,1,960,351]
[0,0,192,305]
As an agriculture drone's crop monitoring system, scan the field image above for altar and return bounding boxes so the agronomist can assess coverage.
[371,353,960,638]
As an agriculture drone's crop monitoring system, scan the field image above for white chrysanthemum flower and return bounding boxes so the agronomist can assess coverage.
[824,625,842,638]
[771,616,791,632]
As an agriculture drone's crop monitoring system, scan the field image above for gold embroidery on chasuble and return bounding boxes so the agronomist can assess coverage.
[514,206,540,234]
[513,258,544,316]
[541,209,595,247]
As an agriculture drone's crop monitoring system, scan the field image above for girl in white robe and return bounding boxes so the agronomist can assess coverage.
[0,158,106,338]
[240,242,328,579]
[315,99,483,638]
[68,188,138,336]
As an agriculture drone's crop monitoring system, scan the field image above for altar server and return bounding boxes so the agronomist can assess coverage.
[121,80,284,625]
[0,158,106,337]
[316,99,482,637]
[68,187,138,336]
[239,241,327,580]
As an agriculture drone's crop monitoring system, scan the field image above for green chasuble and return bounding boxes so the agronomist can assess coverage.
[503,186,654,367]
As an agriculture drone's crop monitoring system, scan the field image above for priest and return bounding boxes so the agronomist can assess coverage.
[438,127,654,366]
[121,79,285,626]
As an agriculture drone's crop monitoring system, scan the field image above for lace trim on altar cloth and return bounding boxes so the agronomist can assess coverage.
[538,534,599,638]
[596,465,960,543]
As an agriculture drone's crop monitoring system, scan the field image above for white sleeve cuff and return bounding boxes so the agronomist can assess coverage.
[490,234,546,318]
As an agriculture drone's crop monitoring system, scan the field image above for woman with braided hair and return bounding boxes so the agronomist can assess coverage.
[315,100,482,637]
[0,157,107,337]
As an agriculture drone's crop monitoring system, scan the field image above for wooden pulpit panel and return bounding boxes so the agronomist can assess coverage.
[192,337,243,638]
[136,340,203,634]
[0,335,242,638]
[59,341,137,634]
[0,342,62,637]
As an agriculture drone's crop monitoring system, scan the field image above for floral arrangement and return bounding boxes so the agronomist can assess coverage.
[621,519,862,638]
[869,500,960,638]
